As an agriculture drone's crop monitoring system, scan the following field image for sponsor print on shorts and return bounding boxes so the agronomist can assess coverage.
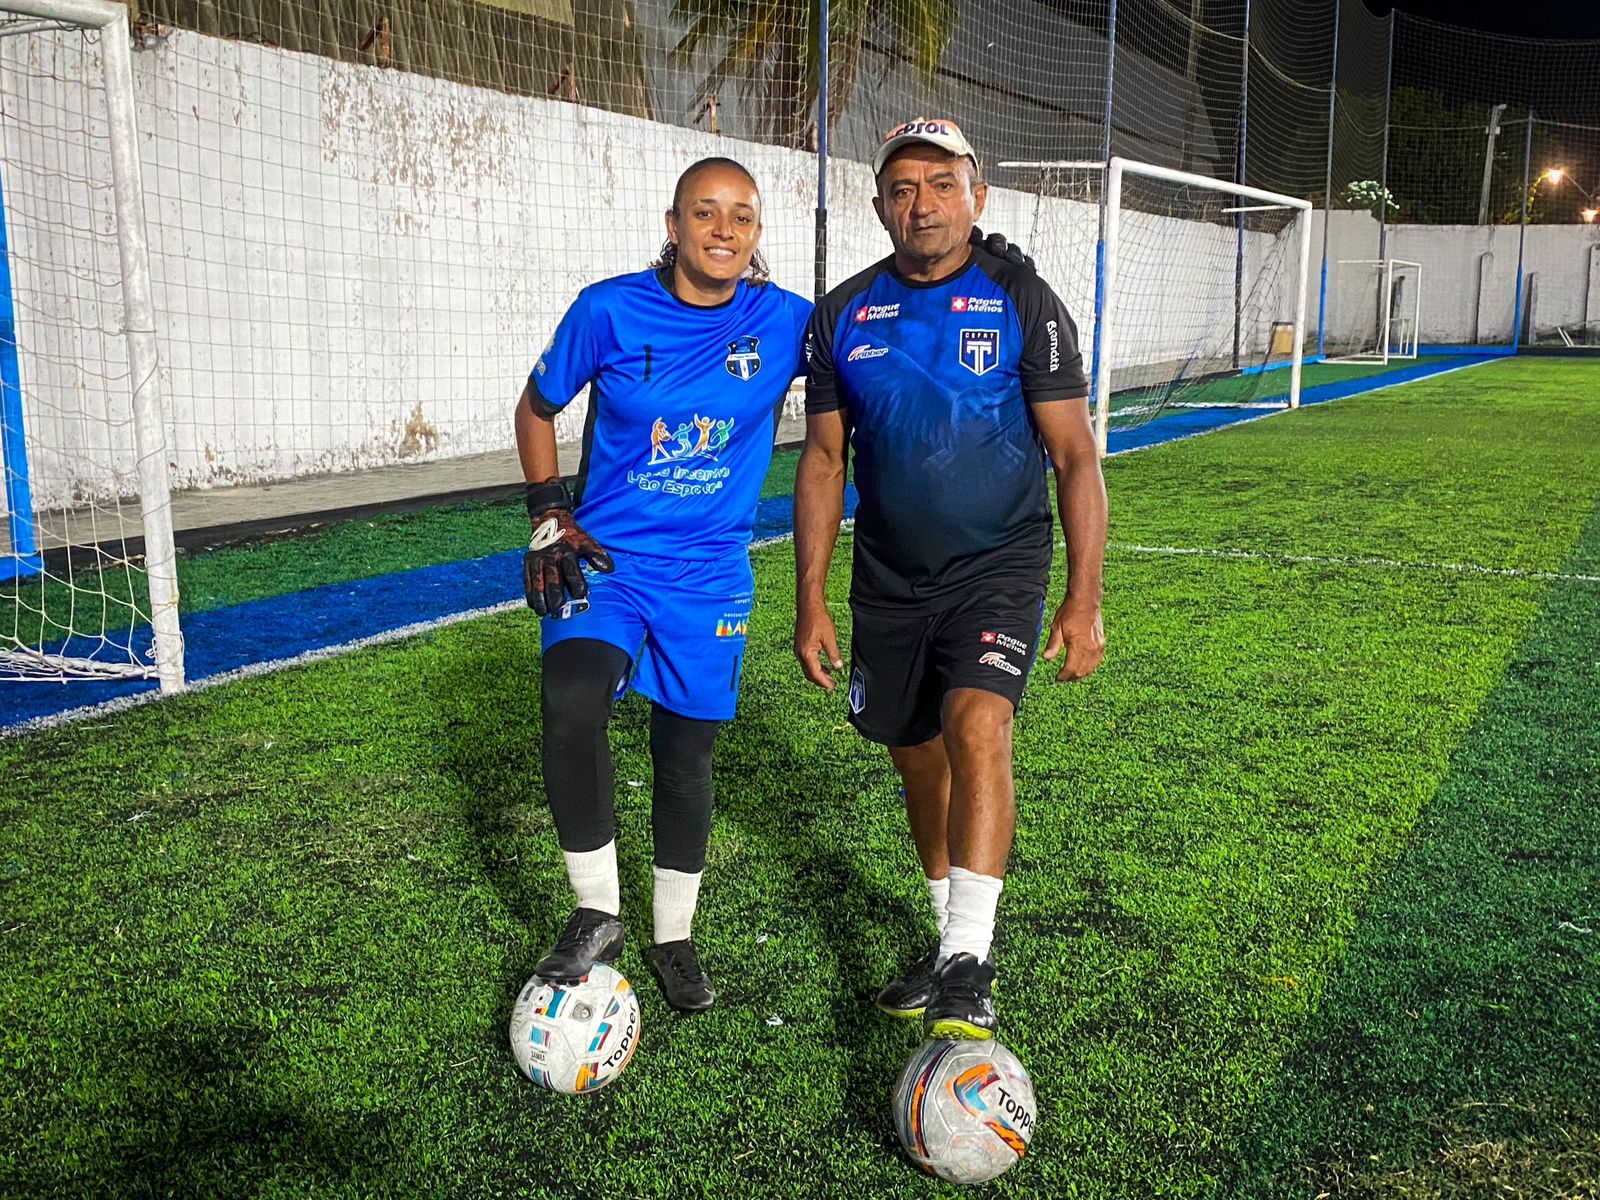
[978,651,1022,676]
[979,630,1029,655]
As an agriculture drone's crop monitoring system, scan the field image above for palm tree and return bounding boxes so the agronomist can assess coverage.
[670,0,958,149]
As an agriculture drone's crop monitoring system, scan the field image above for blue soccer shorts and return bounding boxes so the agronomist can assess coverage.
[540,548,755,721]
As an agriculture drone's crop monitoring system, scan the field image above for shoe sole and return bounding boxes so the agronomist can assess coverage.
[874,1000,927,1020]
[927,1017,997,1041]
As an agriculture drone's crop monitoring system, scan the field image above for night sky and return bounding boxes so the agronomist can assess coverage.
[1364,0,1600,41]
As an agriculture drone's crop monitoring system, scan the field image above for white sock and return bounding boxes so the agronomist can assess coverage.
[926,875,950,935]
[938,866,1003,963]
[652,866,703,944]
[563,841,620,917]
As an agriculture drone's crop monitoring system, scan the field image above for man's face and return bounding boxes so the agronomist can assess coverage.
[873,145,988,266]
[665,164,763,286]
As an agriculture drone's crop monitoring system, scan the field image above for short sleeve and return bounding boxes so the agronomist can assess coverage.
[527,287,602,416]
[1016,278,1088,403]
[790,292,816,380]
[803,299,843,415]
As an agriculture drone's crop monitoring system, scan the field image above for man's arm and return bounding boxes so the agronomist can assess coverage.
[1033,397,1107,681]
[793,408,849,691]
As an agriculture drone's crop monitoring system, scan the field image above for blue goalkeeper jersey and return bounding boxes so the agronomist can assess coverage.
[806,242,1088,609]
[528,268,812,560]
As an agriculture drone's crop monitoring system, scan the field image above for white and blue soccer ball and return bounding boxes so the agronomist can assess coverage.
[509,964,640,1094]
[892,1038,1037,1184]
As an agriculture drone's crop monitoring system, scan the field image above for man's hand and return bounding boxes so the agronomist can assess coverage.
[794,600,844,691]
[969,226,1035,270]
[1042,597,1104,682]
[523,479,614,617]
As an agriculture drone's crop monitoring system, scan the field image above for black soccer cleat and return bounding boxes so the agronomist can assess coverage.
[533,907,624,986]
[924,952,998,1040]
[874,946,943,1020]
[646,938,716,1013]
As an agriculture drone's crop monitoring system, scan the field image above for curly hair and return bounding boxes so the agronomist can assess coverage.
[650,156,770,286]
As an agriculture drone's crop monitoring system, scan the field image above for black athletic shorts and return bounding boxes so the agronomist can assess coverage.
[846,586,1047,748]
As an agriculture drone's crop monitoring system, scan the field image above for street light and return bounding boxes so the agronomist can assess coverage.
[1584,208,1599,224]
[1545,166,1597,203]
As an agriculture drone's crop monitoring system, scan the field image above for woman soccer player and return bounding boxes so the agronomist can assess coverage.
[513,157,812,1012]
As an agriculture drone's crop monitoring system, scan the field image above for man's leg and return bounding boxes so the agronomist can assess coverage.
[534,636,634,983]
[920,687,1016,1038]
[940,686,1016,953]
[888,733,952,890]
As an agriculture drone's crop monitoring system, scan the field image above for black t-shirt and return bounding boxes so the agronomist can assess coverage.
[806,243,1087,610]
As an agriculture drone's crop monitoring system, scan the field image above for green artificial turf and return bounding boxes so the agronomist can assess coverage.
[1,358,1597,1197]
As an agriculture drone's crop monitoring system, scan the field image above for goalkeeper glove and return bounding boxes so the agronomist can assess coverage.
[523,478,615,617]
[970,226,1036,271]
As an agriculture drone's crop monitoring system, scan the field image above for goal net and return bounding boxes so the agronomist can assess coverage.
[1325,258,1422,363]
[1092,158,1313,452]
[0,0,183,690]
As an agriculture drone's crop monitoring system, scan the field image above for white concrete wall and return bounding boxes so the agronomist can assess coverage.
[1320,210,1600,349]
[10,27,1597,510]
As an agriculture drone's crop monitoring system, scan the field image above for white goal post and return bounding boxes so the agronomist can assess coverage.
[0,0,184,691]
[1326,258,1423,365]
[1093,158,1314,455]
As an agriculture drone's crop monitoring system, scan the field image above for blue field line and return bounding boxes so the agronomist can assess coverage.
[1107,354,1485,453]
[0,354,1491,731]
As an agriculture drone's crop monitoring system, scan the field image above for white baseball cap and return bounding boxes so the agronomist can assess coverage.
[871,118,979,177]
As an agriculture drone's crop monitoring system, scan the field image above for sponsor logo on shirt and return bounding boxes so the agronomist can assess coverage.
[847,344,891,362]
[979,650,1022,676]
[981,631,1029,654]
[725,335,762,381]
[959,328,1000,376]
[649,414,734,465]
[951,296,1005,314]
[715,617,749,638]
[854,303,901,323]
[1046,319,1060,371]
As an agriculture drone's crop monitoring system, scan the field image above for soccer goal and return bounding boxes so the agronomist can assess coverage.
[1092,158,1314,454]
[0,0,184,691]
[1324,258,1423,364]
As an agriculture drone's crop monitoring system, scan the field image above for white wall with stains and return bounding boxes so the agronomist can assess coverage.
[8,27,1595,511]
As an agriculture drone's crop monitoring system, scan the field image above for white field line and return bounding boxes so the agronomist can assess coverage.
[3,599,524,737]
[1105,542,1600,585]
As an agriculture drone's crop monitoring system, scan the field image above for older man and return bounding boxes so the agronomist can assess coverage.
[793,119,1108,1039]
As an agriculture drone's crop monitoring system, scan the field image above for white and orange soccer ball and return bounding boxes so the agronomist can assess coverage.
[509,964,640,1094]
[892,1038,1037,1184]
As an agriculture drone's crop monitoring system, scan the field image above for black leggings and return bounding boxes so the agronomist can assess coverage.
[540,638,721,873]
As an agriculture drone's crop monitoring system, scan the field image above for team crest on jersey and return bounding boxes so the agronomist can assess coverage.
[959,328,1000,376]
[725,335,762,381]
